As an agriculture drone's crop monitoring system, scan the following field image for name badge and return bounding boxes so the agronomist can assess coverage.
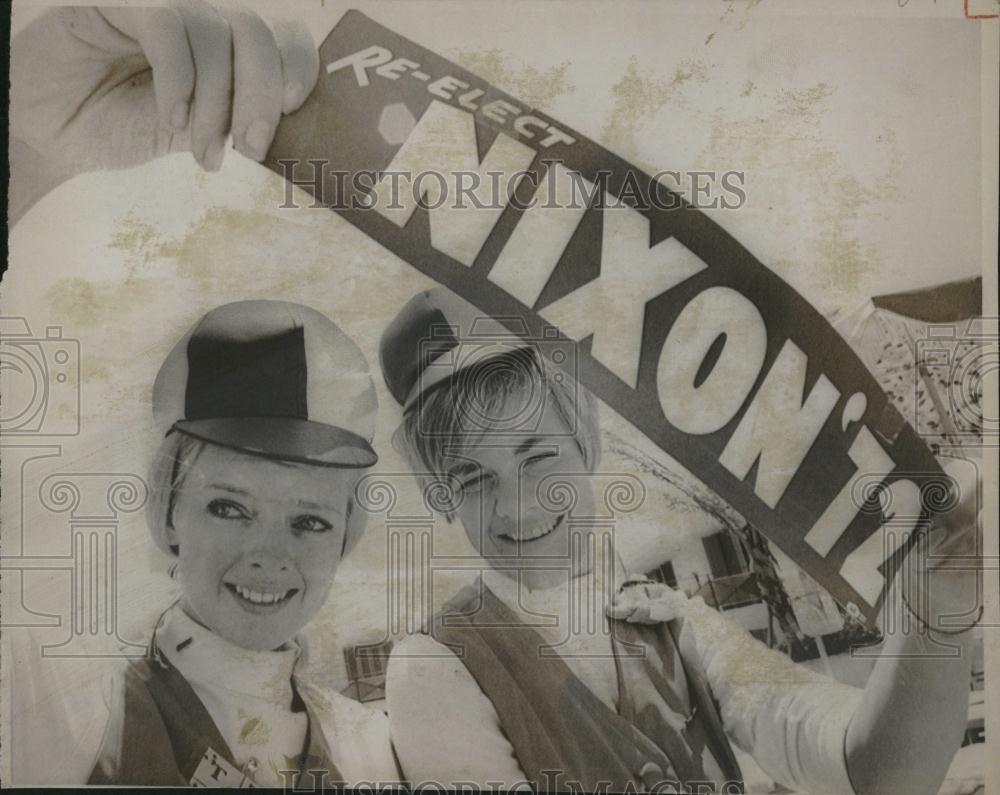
[191,748,256,788]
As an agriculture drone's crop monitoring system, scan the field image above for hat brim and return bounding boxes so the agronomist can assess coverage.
[172,418,377,468]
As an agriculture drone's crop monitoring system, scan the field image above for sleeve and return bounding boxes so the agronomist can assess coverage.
[385,633,529,789]
[6,628,120,785]
[309,687,403,787]
[678,596,863,795]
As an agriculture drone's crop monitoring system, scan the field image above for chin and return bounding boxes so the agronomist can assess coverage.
[211,614,295,651]
[228,628,294,652]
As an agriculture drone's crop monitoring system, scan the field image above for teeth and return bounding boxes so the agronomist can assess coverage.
[233,585,291,604]
[504,515,560,541]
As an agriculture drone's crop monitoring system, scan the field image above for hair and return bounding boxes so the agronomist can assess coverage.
[146,432,366,558]
[393,347,601,517]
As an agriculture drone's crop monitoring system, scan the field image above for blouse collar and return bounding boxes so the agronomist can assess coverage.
[154,603,303,710]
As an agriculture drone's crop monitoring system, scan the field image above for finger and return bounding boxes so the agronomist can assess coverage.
[270,17,320,114]
[941,459,979,526]
[608,606,642,622]
[104,7,194,132]
[606,600,639,621]
[626,585,684,623]
[180,1,233,171]
[225,7,283,162]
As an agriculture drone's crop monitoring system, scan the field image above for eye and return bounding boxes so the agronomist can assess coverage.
[291,515,335,533]
[459,472,492,495]
[523,451,557,468]
[207,499,251,520]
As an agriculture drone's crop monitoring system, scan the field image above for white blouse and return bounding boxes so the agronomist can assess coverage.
[9,603,400,786]
[387,566,863,793]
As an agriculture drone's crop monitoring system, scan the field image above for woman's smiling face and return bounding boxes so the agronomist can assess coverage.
[167,443,358,651]
[447,391,597,591]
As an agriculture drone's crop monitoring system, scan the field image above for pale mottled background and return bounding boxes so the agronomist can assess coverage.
[3,0,996,790]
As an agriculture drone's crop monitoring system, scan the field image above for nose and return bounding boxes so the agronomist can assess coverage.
[244,522,291,573]
[490,498,515,537]
[249,558,288,572]
[491,470,521,528]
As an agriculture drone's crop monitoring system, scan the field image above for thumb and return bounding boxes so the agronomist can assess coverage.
[606,588,643,620]
[606,584,687,624]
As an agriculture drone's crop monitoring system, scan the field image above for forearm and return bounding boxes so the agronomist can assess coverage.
[8,137,81,228]
[675,595,863,794]
[845,569,978,795]
[9,9,89,227]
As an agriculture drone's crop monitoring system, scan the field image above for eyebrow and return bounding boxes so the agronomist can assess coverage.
[443,437,552,477]
[207,483,251,496]
[514,436,544,456]
[297,500,344,516]
[445,461,481,481]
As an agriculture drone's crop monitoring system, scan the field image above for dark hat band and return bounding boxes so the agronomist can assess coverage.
[171,417,377,468]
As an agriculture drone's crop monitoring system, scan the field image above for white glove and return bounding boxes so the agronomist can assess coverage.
[606,576,691,624]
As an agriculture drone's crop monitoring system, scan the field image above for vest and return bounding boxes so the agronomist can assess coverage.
[430,583,744,794]
[87,650,343,788]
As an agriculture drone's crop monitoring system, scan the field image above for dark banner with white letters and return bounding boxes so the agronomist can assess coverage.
[266,10,948,626]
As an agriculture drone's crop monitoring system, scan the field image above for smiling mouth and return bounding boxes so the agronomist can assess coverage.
[224,583,299,613]
[497,513,565,543]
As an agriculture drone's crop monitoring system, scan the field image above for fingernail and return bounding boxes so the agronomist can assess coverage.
[244,119,272,161]
[171,100,189,131]
[283,81,303,111]
[203,138,225,172]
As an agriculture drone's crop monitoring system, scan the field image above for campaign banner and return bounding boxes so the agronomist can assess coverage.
[266,10,948,626]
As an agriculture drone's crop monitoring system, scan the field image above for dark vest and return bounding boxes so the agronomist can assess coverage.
[430,583,744,794]
[87,651,343,787]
